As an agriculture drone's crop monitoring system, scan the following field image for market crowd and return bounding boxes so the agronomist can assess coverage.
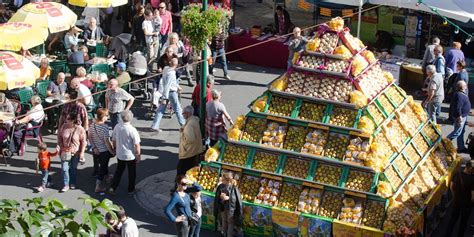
[1,1,474,237]
[1,0,243,236]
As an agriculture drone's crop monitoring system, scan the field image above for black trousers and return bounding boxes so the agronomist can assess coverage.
[445,206,471,237]
[177,156,198,176]
[94,151,113,181]
[111,159,136,192]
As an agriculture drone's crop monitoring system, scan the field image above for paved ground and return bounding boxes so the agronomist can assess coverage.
[1,1,474,236]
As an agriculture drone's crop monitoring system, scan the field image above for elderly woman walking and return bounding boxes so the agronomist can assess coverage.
[205,90,234,146]
[88,108,115,193]
[58,112,87,192]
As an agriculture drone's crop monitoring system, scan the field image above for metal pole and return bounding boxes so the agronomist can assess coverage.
[199,0,209,136]
[357,0,362,38]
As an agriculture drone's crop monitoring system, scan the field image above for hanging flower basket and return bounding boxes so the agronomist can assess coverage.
[181,4,233,51]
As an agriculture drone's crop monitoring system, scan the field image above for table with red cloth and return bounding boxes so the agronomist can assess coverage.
[227,33,289,69]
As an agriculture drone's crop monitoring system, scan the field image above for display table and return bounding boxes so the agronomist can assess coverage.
[227,33,289,69]
[380,57,424,92]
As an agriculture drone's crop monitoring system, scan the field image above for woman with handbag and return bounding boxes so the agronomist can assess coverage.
[88,108,115,193]
[213,171,243,237]
[165,175,197,237]
[58,112,87,192]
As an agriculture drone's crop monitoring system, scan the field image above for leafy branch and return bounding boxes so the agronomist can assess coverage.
[0,197,119,236]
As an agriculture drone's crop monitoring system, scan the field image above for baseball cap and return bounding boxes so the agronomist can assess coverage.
[117,62,126,70]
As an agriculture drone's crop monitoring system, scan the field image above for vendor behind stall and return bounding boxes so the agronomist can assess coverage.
[373,30,394,53]
[422,36,440,74]
[274,6,292,35]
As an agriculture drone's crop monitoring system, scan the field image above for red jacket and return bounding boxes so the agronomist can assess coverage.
[192,84,212,106]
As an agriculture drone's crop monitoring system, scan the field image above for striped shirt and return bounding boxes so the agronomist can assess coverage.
[89,123,110,153]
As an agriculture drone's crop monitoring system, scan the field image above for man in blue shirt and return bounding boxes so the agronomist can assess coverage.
[448,80,471,153]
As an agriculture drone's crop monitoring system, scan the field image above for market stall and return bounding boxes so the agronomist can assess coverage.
[190,18,459,236]
[227,33,289,69]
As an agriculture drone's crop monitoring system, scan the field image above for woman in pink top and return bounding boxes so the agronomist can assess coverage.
[158,2,173,49]
[58,112,87,192]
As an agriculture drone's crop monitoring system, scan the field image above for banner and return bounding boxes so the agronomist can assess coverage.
[200,194,216,230]
[243,204,273,236]
[299,215,332,237]
[333,220,362,237]
[272,208,299,237]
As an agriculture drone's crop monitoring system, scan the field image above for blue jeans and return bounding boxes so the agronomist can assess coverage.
[211,48,228,76]
[40,169,50,187]
[110,112,123,129]
[151,91,185,129]
[189,217,201,237]
[61,154,80,187]
[447,116,467,150]
[427,101,442,123]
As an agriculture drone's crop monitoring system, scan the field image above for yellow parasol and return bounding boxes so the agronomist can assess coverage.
[68,0,127,8]
[0,52,39,90]
[0,22,48,51]
[9,2,77,33]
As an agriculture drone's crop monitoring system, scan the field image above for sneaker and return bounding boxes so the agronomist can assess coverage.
[150,128,162,133]
[109,188,116,196]
[224,75,231,80]
[60,186,69,192]
[36,186,45,192]
[70,185,76,190]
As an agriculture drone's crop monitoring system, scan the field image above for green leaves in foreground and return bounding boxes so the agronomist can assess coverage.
[0,197,119,237]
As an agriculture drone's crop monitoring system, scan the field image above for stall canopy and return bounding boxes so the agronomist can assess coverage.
[320,0,368,7]
[369,0,474,23]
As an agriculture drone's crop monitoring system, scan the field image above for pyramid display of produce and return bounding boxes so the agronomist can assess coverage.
[189,17,460,236]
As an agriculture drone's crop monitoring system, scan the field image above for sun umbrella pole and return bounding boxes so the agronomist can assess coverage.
[357,0,362,38]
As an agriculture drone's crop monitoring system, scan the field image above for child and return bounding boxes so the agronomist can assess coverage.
[36,143,59,192]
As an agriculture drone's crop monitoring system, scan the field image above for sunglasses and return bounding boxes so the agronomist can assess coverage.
[180,182,187,186]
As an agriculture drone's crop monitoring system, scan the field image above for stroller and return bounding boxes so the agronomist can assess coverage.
[128,51,153,101]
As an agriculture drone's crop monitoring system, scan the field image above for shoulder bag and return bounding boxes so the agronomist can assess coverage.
[60,127,77,161]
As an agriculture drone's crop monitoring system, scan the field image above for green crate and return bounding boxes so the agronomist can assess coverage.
[373,99,390,118]
[369,172,379,193]
[290,98,303,119]
[339,166,350,188]
[300,213,334,223]
[353,109,363,129]
[325,105,360,129]
[276,154,286,174]
[391,163,405,180]
[216,142,227,162]
[402,153,415,169]
[245,148,257,168]
[383,89,399,109]
[322,103,332,124]
[307,160,318,181]
[247,91,271,109]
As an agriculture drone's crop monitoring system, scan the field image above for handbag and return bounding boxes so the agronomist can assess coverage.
[60,127,77,161]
